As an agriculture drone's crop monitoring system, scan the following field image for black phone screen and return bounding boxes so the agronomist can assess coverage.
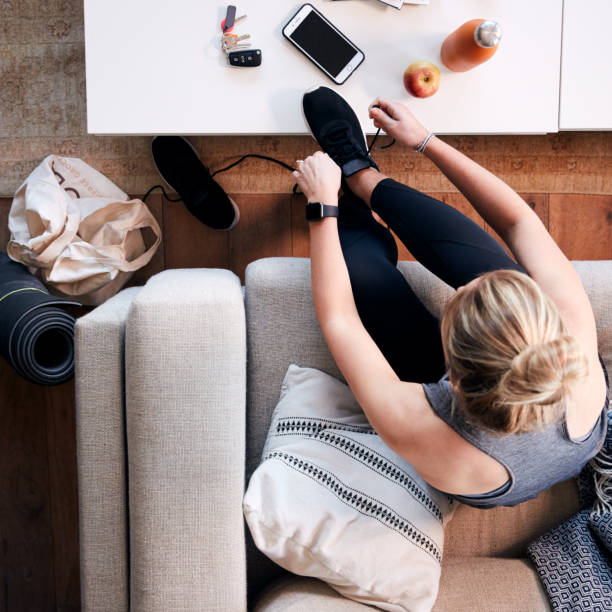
[290,10,358,77]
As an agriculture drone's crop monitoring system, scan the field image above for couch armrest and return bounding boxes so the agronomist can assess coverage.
[125,269,247,611]
[75,286,142,612]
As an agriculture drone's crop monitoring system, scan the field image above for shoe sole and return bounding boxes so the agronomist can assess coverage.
[301,85,321,146]
[300,86,322,148]
[150,135,240,231]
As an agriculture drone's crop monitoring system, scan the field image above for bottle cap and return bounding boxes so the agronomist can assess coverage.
[475,21,502,48]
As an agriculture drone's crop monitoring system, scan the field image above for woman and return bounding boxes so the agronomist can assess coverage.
[293,87,609,509]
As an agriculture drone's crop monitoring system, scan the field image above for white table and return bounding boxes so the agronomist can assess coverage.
[560,0,612,130]
[84,0,562,135]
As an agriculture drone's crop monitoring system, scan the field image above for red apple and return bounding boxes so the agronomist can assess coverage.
[403,60,440,98]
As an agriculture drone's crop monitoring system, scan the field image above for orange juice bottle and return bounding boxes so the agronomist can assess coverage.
[441,19,502,72]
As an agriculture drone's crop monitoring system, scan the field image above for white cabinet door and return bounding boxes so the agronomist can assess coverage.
[560,0,612,130]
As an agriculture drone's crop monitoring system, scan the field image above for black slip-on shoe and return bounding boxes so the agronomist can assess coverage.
[302,86,379,177]
[151,136,239,231]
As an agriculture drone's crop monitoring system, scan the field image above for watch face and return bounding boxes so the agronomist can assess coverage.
[306,202,324,221]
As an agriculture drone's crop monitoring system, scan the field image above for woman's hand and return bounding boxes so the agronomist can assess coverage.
[293,151,341,204]
[368,98,430,148]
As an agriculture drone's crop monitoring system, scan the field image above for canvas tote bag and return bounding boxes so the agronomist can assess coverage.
[7,155,161,305]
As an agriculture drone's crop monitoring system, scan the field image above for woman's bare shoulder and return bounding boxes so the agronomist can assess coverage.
[392,383,520,494]
[384,382,499,492]
[565,351,608,439]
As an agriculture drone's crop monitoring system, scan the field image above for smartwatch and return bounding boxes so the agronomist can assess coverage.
[305,202,339,222]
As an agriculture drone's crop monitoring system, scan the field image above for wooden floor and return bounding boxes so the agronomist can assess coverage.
[0,187,611,610]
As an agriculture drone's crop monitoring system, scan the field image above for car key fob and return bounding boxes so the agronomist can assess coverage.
[228,49,262,66]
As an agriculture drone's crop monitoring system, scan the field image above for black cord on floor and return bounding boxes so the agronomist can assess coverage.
[211,153,302,196]
[210,153,297,177]
[142,129,394,204]
[141,183,183,204]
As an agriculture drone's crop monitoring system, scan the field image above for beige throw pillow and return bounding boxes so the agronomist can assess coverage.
[243,364,457,612]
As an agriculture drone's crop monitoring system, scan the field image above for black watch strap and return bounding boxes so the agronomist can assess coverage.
[305,202,339,222]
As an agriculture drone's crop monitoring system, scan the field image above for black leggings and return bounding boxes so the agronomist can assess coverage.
[337,178,527,384]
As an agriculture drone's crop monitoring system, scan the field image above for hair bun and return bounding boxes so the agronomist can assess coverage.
[504,335,588,406]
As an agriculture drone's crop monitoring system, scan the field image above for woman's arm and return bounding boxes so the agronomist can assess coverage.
[370,98,530,239]
[423,136,530,237]
[420,135,593,335]
[293,153,424,444]
[369,99,599,354]
[294,152,360,323]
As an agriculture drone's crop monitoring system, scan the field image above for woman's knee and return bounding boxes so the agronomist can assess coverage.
[340,220,398,266]
[345,256,406,305]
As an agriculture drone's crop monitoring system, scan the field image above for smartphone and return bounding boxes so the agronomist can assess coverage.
[283,3,365,85]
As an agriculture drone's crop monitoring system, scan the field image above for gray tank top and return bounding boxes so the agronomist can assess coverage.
[421,354,609,508]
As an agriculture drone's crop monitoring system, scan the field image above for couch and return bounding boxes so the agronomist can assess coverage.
[74,257,612,611]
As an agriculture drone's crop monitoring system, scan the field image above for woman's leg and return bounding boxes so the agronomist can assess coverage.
[337,191,446,383]
[345,169,526,290]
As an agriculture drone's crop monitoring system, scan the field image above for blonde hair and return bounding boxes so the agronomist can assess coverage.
[440,269,589,435]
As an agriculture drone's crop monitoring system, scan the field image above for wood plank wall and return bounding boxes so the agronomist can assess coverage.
[0,190,611,610]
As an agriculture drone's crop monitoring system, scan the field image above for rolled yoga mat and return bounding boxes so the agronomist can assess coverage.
[0,252,82,385]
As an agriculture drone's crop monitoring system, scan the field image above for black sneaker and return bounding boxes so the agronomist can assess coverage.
[302,86,379,177]
[151,136,239,231]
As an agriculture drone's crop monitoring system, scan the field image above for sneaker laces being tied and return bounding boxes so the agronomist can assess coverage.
[323,123,396,167]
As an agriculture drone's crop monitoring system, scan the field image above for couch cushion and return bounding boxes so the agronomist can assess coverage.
[254,576,372,611]
[445,478,579,558]
[254,575,371,611]
[432,558,550,611]
[254,558,550,612]
[244,364,456,612]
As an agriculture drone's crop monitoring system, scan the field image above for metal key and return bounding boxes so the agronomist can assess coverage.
[222,41,251,54]
[222,34,251,53]
[223,43,251,55]
[222,41,250,50]
[224,33,250,44]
